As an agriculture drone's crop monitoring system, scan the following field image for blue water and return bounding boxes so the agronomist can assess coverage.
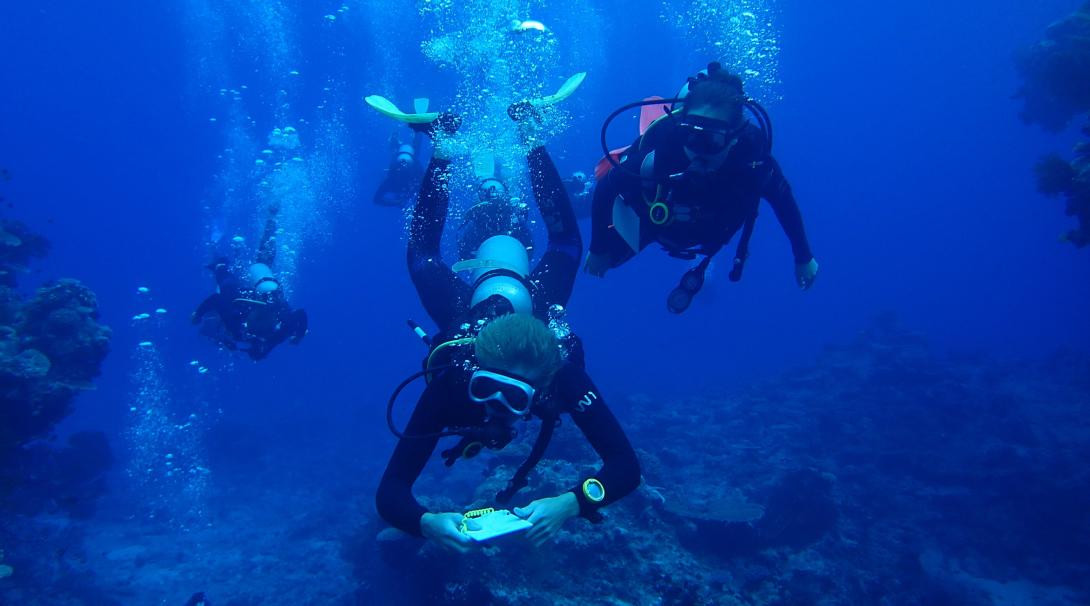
[1,1,1088,604]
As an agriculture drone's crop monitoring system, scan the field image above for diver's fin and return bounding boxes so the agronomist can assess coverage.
[612,197,640,253]
[472,151,496,181]
[530,72,587,108]
[413,98,430,114]
[364,95,440,124]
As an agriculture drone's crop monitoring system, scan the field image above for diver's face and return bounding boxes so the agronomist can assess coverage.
[680,106,740,171]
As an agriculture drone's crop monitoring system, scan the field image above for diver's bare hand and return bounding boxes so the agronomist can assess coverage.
[420,512,472,554]
[795,258,819,290]
[514,493,579,548]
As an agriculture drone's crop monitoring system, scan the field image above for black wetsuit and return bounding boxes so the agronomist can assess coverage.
[590,121,813,267]
[406,147,581,326]
[192,217,308,360]
[376,146,640,537]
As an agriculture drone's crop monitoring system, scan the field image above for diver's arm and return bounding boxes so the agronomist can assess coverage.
[528,146,582,308]
[560,366,641,520]
[762,156,814,264]
[375,381,447,536]
[407,158,472,328]
[529,146,582,256]
[409,158,453,260]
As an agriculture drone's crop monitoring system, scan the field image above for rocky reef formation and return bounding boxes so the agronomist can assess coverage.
[1,313,1086,605]
[0,216,112,591]
[1035,119,1090,247]
[0,217,111,505]
[350,313,1090,605]
[1,278,112,457]
[1015,2,1090,132]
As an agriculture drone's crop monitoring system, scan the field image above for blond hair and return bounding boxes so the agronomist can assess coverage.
[474,313,562,382]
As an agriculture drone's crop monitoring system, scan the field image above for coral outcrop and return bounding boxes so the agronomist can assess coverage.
[1015,2,1090,131]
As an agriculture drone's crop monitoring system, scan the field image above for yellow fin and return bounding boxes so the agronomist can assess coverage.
[364,95,440,124]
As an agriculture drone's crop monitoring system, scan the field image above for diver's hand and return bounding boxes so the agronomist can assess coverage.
[190,312,201,325]
[420,512,473,554]
[583,252,610,278]
[795,258,819,290]
[514,493,579,548]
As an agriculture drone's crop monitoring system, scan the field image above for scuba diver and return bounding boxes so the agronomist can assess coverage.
[563,170,594,219]
[455,155,535,261]
[373,99,430,208]
[190,203,308,360]
[587,62,819,313]
[375,104,640,553]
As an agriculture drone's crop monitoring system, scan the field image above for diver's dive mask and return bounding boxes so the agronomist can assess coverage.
[468,369,536,416]
[678,115,742,156]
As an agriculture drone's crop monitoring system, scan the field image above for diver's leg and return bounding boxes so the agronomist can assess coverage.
[527,146,582,309]
[408,158,471,328]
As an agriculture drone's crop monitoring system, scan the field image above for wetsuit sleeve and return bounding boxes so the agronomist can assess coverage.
[762,156,814,264]
[558,366,641,520]
[527,146,582,309]
[375,378,451,536]
[407,158,472,329]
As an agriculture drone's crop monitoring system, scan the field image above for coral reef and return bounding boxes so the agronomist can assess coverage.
[1015,2,1090,131]
[0,279,112,457]
[2,313,1087,604]
[0,218,112,514]
[1035,118,1090,247]
[342,313,1090,605]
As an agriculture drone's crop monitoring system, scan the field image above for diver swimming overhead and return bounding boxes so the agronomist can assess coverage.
[191,203,308,360]
[588,62,819,313]
[373,98,430,208]
[368,80,639,552]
